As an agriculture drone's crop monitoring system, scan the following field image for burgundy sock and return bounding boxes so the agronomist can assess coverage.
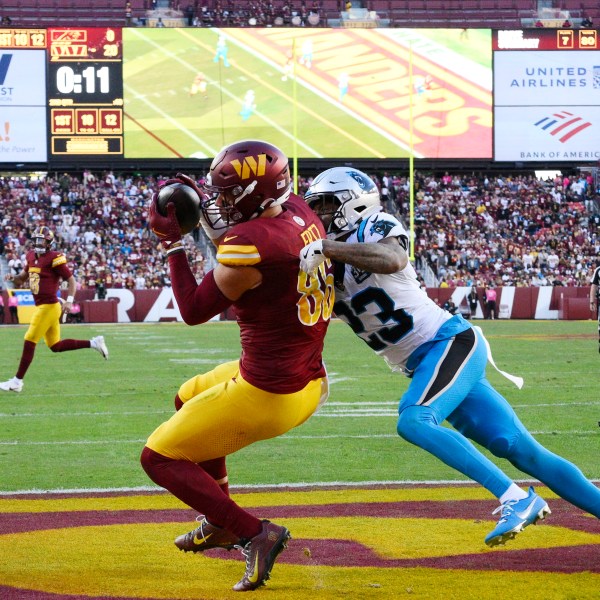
[174,394,184,411]
[50,339,91,352]
[16,340,36,379]
[140,446,261,539]
[199,457,230,498]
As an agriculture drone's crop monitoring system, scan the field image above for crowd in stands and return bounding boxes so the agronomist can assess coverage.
[1,168,598,295]
[172,1,324,28]
[0,172,205,295]
[370,170,599,288]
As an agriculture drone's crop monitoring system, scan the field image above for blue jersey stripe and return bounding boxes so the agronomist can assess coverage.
[357,219,369,243]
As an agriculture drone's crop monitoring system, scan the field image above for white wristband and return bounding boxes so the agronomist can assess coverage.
[67,295,75,303]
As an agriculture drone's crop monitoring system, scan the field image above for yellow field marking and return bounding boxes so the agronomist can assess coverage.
[0,486,564,514]
[1,521,598,600]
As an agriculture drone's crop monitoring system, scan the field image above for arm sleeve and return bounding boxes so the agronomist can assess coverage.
[167,251,233,325]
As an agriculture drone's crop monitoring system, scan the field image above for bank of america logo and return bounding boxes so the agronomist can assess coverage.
[534,110,592,143]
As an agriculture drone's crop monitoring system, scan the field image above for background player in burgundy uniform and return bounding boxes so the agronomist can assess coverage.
[0,226,108,393]
[142,140,334,592]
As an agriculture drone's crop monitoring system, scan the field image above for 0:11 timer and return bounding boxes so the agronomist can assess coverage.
[55,65,111,95]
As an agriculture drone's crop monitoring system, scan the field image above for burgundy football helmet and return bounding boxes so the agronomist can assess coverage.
[32,226,55,254]
[201,140,291,229]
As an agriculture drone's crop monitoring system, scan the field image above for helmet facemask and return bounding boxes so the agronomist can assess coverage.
[305,168,382,239]
[201,179,261,229]
[306,193,348,238]
[32,227,55,254]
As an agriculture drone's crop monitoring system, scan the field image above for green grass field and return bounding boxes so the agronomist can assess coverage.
[1,319,598,493]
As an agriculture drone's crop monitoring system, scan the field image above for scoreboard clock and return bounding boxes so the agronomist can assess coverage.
[47,27,123,158]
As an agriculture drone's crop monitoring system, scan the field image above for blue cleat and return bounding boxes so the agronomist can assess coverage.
[485,486,551,547]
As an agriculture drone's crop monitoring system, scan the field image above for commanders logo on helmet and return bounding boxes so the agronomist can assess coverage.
[32,226,55,254]
[201,139,291,229]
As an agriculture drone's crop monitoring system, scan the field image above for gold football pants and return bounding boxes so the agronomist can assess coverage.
[146,360,329,462]
[24,302,62,346]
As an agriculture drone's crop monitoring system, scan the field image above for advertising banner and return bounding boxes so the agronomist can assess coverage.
[0,49,47,162]
[8,289,36,324]
[493,31,600,162]
[494,105,600,161]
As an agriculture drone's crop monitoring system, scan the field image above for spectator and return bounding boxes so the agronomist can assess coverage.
[7,253,23,278]
[8,293,19,324]
[185,3,194,26]
[67,301,83,323]
[484,286,497,320]
[468,287,479,318]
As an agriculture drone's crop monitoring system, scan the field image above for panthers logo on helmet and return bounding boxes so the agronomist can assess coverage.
[347,169,376,192]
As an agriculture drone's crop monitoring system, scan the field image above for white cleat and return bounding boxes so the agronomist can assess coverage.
[0,377,23,393]
[91,336,109,360]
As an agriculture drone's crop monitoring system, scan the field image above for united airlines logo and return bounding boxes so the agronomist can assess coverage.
[230,154,266,179]
[533,110,591,143]
[0,54,12,85]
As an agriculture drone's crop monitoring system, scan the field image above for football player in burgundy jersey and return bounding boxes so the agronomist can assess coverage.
[300,167,600,548]
[0,226,108,393]
[143,140,334,592]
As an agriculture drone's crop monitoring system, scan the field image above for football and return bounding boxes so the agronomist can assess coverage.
[156,182,201,234]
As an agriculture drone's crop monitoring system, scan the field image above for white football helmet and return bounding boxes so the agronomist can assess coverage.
[304,167,381,239]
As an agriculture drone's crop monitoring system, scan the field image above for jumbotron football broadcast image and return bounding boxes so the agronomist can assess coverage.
[0,1,599,599]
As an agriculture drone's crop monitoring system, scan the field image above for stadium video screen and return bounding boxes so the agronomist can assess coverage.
[122,28,492,160]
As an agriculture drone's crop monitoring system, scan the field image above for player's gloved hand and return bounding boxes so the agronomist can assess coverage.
[299,239,326,275]
[149,194,182,251]
[175,172,231,241]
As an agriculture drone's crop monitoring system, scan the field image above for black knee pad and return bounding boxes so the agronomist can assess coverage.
[488,435,514,458]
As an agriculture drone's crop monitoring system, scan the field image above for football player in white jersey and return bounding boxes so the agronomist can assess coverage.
[300,167,600,547]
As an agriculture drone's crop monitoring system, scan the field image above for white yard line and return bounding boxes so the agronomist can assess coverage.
[7,477,593,496]
[1,400,597,420]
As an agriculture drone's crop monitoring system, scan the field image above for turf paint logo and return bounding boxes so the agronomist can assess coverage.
[231,154,266,179]
[2,487,599,598]
[533,110,592,143]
